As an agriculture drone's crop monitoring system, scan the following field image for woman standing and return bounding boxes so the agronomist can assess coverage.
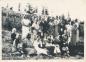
[22,15,31,39]
[54,16,59,37]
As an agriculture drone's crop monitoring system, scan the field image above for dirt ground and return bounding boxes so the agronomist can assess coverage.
[2,30,84,60]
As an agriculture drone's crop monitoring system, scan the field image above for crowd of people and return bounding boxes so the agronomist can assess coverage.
[11,12,83,58]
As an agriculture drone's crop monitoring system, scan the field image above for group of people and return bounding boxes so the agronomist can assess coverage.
[11,13,80,58]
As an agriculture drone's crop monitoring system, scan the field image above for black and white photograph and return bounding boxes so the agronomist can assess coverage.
[1,0,85,60]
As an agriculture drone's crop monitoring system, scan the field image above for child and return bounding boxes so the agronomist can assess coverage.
[61,33,70,57]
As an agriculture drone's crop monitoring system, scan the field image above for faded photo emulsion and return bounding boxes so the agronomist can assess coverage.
[1,0,84,60]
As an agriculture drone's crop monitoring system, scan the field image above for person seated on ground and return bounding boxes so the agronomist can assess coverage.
[11,28,18,53]
[61,42,69,58]
[14,34,21,50]
[22,33,37,57]
[38,31,45,48]
[11,28,17,44]
[17,40,23,57]
[33,38,48,55]
[16,34,23,52]
[11,34,23,56]
[12,33,22,53]
[52,35,61,44]
[61,32,70,57]
[46,43,55,56]
[47,34,54,43]
[54,44,60,55]
[52,35,61,55]
[46,36,55,56]
[38,39,46,48]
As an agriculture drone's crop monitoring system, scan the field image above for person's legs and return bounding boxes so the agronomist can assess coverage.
[59,46,63,57]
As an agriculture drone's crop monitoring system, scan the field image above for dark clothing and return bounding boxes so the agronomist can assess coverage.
[59,43,69,56]
[41,21,49,33]
[15,37,21,50]
[11,33,16,44]
[47,46,55,55]
[58,34,69,56]
[39,21,44,31]
[58,23,64,35]
[22,38,33,56]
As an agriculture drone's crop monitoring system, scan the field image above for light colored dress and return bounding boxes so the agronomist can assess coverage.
[71,24,77,45]
[65,24,72,43]
[75,22,79,43]
[22,19,31,39]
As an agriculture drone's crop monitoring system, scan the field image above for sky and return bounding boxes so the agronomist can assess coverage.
[0,0,86,21]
